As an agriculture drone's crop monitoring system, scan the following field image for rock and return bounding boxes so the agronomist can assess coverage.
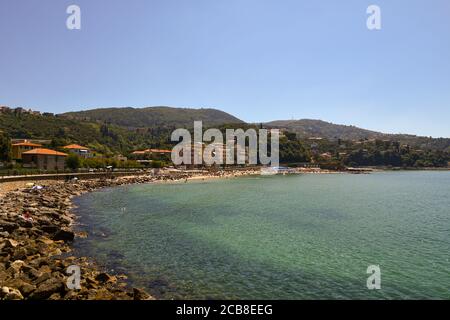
[0,221,19,233]
[0,231,10,237]
[48,293,61,300]
[92,288,114,300]
[75,231,88,238]
[133,287,153,300]
[18,219,33,228]
[42,225,59,234]
[49,248,62,257]
[23,265,42,280]
[9,260,25,273]
[3,239,19,248]
[29,278,64,300]
[34,272,51,285]
[1,287,24,300]
[59,215,73,226]
[37,236,55,245]
[12,247,28,261]
[63,290,80,300]
[85,277,99,289]
[52,229,75,242]
[95,272,116,284]
[4,279,36,296]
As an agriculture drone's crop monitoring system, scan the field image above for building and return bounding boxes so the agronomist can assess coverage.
[11,141,43,160]
[62,144,92,158]
[0,106,11,113]
[22,148,68,170]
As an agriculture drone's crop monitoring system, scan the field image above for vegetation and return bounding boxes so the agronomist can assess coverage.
[65,153,81,170]
[0,107,449,170]
[62,106,243,128]
[279,133,310,163]
[0,112,173,155]
[267,119,450,151]
[306,137,450,168]
[0,130,12,162]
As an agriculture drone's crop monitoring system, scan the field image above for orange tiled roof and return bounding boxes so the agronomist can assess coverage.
[22,148,68,156]
[63,144,89,150]
[12,142,42,147]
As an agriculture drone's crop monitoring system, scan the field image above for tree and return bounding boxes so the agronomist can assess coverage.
[66,153,81,170]
[0,131,12,162]
[151,160,164,168]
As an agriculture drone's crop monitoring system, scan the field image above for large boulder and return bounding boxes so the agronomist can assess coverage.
[52,229,75,242]
[95,272,116,284]
[29,278,64,300]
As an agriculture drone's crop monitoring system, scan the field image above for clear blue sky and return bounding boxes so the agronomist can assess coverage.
[1,0,449,137]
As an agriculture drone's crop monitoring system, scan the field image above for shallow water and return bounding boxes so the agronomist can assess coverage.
[73,171,450,299]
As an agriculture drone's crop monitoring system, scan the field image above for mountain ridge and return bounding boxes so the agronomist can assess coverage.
[265,119,450,151]
[1,105,449,152]
[61,106,244,128]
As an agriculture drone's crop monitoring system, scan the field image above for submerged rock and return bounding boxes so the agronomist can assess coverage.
[52,229,75,242]
[133,287,153,300]
[95,272,116,284]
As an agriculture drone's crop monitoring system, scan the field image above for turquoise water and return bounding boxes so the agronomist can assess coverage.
[74,171,450,299]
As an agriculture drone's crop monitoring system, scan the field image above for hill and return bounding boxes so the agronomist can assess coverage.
[0,111,171,155]
[61,106,243,128]
[266,119,450,151]
[267,119,381,140]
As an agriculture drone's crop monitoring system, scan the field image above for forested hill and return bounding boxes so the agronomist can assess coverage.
[0,111,172,155]
[1,107,449,156]
[61,106,243,128]
[266,119,450,151]
[266,119,381,140]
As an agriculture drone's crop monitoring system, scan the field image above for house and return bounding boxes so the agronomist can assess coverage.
[62,144,92,158]
[22,148,68,170]
[11,141,43,160]
[0,106,11,113]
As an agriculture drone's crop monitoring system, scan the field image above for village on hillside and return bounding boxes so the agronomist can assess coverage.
[1,106,449,176]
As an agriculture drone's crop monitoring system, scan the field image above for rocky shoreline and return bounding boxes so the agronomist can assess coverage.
[0,170,257,300]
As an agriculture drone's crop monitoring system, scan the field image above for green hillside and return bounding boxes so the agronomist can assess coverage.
[0,112,171,155]
[266,119,450,151]
[62,106,243,128]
